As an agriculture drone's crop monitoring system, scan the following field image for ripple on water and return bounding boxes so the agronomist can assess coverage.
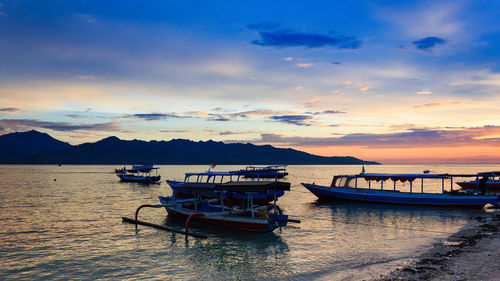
[0,164,494,280]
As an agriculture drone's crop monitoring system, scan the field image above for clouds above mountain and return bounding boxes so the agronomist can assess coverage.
[0,119,120,132]
[247,126,500,148]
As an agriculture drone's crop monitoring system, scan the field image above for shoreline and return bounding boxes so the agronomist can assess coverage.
[378,209,500,281]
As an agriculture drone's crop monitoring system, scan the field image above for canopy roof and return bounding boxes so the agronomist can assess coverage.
[216,181,291,192]
[335,171,500,183]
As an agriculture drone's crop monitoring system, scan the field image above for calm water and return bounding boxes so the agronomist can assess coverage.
[1,164,498,280]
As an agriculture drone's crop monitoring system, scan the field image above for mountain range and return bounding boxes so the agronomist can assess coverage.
[0,130,380,165]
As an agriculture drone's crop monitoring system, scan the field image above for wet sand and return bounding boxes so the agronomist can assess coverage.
[378,210,500,281]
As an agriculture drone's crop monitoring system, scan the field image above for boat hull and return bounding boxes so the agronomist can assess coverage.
[159,197,287,232]
[456,181,500,191]
[118,174,161,183]
[302,183,500,208]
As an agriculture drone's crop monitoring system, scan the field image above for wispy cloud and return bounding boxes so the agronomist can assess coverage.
[207,115,231,122]
[413,100,463,109]
[66,114,88,119]
[297,63,312,68]
[205,109,292,121]
[0,107,20,112]
[269,115,313,126]
[416,89,433,95]
[124,113,186,121]
[0,119,121,132]
[306,110,346,115]
[218,130,258,136]
[413,36,446,50]
[248,24,361,49]
[160,128,194,133]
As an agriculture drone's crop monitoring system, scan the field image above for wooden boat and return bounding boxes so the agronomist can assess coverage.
[117,164,161,184]
[231,165,288,179]
[159,181,290,232]
[167,171,285,205]
[456,171,500,191]
[302,172,500,208]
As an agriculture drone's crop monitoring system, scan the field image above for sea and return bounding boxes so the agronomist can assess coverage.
[1,164,499,280]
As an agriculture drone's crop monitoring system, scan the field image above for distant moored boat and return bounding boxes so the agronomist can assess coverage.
[116,164,161,184]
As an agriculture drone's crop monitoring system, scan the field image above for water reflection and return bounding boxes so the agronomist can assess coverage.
[184,233,290,280]
[312,201,483,237]
[2,164,499,280]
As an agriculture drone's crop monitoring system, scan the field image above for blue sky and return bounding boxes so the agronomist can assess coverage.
[1,0,500,163]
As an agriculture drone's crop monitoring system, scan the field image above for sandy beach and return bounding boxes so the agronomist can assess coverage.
[379,209,500,281]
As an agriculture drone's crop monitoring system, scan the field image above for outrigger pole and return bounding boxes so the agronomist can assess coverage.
[122,204,207,238]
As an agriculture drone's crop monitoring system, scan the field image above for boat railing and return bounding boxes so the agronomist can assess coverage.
[184,170,283,183]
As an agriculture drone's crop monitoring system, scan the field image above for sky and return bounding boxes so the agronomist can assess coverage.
[0,0,499,164]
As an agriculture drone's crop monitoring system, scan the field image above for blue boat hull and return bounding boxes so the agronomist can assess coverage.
[118,174,161,184]
[302,183,500,208]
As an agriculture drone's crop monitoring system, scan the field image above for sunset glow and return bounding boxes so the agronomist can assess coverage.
[0,1,499,163]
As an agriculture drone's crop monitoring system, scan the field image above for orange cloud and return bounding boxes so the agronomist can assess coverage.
[413,100,463,108]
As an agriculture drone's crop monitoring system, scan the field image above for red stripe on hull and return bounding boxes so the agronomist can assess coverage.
[166,208,273,232]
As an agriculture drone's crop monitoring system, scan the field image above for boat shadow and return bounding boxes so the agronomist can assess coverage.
[163,215,288,243]
[309,199,485,216]
[306,200,485,235]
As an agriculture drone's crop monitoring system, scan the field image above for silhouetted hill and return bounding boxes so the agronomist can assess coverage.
[0,130,380,165]
[0,130,72,163]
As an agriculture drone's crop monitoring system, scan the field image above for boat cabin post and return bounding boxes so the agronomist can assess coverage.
[273,186,277,214]
[220,191,224,211]
[250,192,254,218]
[476,176,479,194]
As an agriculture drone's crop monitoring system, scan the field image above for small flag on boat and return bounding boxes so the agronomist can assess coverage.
[210,161,216,169]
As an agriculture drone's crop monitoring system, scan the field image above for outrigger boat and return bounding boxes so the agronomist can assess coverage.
[302,172,500,208]
[232,165,288,179]
[117,164,161,184]
[456,171,500,191]
[159,180,290,232]
[167,171,285,205]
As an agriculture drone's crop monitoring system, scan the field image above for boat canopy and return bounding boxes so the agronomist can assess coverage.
[478,171,500,177]
[185,171,237,177]
[216,181,291,193]
[131,164,159,173]
[356,173,452,182]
